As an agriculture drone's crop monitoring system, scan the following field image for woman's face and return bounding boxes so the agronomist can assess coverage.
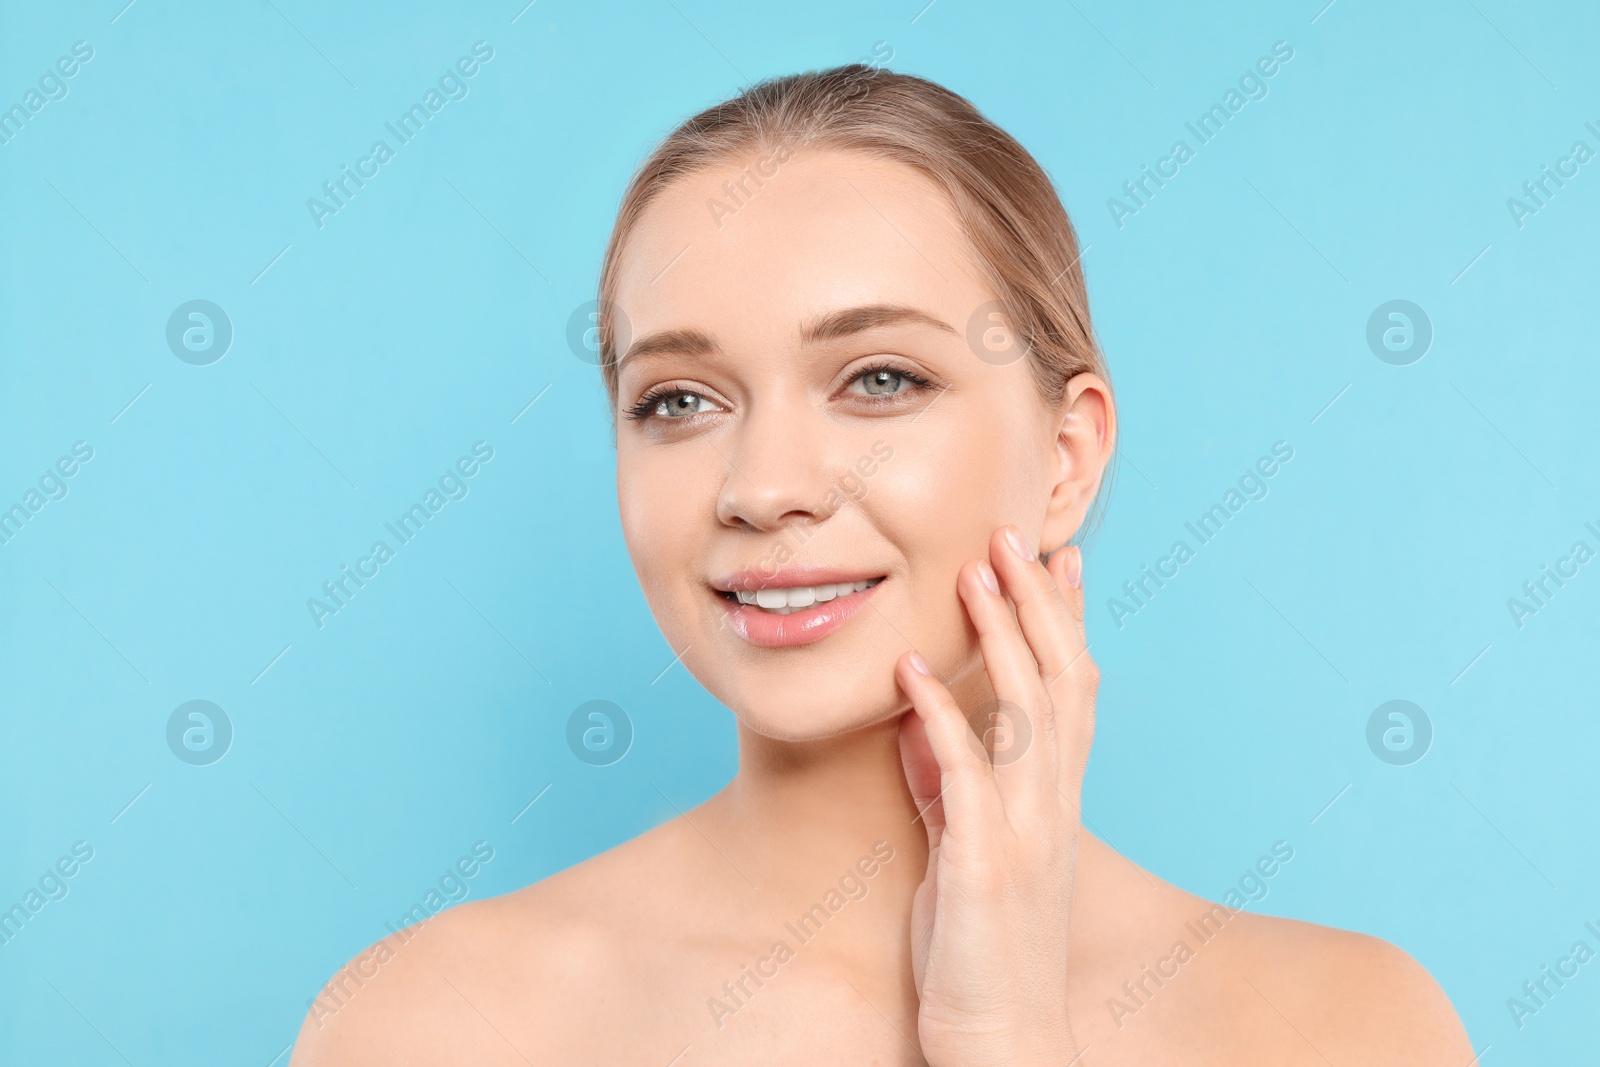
[612,148,1104,741]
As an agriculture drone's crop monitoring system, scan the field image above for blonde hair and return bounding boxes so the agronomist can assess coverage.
[595,63,1114,542]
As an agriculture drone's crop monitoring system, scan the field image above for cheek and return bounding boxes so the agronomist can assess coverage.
[865,410,1051,661]
[617,448,704,619]
[874,415,1038,552]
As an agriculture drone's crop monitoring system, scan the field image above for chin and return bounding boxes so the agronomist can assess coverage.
[685,607,976,746]
[715,670,910,743]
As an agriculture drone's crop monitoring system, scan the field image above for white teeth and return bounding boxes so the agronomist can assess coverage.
[731,578,883,614]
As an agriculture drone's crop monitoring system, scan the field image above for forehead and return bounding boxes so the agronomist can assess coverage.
[612,148,991,346]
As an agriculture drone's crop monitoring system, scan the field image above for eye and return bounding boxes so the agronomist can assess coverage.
[624,387,726,422]
[847,363,933,398]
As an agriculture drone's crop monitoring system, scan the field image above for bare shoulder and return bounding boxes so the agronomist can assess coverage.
[1208,904,1474,1064]
[289,819,702,1067]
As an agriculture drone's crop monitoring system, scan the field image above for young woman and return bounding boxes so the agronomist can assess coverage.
[293,65,1473,1065]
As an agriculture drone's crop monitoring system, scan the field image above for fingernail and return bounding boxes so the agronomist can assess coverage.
[1065,546,1083,589]
[978,561,1000,595]
[1004,526,1032,561]
[909,651,932,676]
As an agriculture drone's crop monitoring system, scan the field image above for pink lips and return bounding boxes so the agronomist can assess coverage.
[711,565,887,649]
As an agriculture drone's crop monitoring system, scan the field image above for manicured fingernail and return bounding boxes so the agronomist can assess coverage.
[1004,526,1032,561]
[978,561,1000,595]
[1065,546,1083,589]
[909,651,932,676]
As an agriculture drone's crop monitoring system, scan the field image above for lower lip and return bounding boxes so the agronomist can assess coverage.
[719,581,884,648]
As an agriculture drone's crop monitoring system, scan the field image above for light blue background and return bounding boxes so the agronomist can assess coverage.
[2,0,1596,1062]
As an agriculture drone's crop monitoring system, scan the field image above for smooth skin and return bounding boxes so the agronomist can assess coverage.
[291,148,1474,1065]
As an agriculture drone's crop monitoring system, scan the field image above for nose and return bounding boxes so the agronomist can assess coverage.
[715,403,835,533]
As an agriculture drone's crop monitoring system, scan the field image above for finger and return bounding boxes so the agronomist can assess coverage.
[1043,544,1098,791]
[898,710,946,847]
[991,526,1084,689]
[894,650,998,836]
[1049,542,1087,645]
[955,557,1057,785]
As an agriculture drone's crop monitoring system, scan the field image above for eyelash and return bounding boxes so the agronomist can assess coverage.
[622,362,935,423]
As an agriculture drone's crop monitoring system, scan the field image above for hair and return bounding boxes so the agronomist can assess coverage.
[594,63,1115,544]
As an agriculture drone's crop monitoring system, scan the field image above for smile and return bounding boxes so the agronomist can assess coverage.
[731,578,884,614]
[711,569,888,648]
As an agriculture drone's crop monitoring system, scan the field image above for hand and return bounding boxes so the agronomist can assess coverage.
[895,524,1096,1067]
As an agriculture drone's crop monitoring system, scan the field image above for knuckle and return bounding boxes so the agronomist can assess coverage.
[1082,659,1101,690]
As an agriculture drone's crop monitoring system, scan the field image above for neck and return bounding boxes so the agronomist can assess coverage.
[702,714,929,910]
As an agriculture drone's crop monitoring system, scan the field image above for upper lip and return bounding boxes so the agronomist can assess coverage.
[711,564,888,593]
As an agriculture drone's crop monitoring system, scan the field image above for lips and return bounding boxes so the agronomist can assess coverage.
[711,565,888,648]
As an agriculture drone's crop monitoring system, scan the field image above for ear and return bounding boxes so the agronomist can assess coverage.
[1040,372,1116,556]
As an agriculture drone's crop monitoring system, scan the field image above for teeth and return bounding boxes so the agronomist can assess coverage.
[733,578,883,614]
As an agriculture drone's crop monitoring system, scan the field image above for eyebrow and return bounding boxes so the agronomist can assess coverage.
[617,303,957,370]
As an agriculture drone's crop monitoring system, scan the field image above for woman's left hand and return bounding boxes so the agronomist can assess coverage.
[895,524,1095,1067]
